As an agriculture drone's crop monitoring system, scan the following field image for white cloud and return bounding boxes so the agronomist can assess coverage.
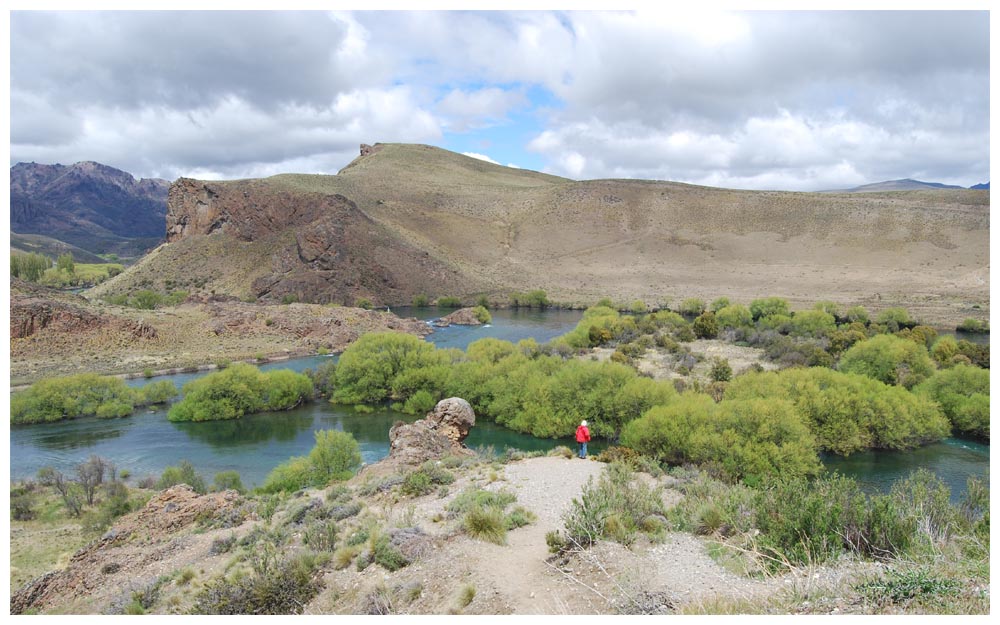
[9,10,990,188]
[461,152,501,166]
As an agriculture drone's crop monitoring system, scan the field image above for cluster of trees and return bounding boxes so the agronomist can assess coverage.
[259,430,362,493]
[10,252,52,281]
[11,374,177,424]
[168,363,313,422]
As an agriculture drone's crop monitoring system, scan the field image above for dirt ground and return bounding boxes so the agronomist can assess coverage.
[11,456,877,615]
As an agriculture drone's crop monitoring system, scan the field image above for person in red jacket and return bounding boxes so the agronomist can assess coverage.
[575,420,591,459]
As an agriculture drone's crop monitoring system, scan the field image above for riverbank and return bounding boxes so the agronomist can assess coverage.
[9,285,431,387]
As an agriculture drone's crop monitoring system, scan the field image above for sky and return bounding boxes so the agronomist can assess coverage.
[6,5,992,191]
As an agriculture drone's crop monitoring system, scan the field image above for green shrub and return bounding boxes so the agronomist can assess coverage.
[915,365,989,439]
[709,358,732,382]
[678,298,706,316]
[957,318,988,333]
[259,430,361,493]
[875,307,913,331]
[724,368,949,455]
[436,296,462,308]
[213,471,245,494]
[749,297,790,321]
[839,334,936,389]
[11,373,141,424]
[709,297,730,312]
[168,364,312,422]
[192,553,322,614]
[355,297,373,309]
[789,309,836,337]
[157,461,207,494]
[715,304,752,330]
[692,311,719,339]
[131,289,164,310]
[412,294,429,307]
[471,305,492,324]
[332,333,449,405]
[563,463,667,547]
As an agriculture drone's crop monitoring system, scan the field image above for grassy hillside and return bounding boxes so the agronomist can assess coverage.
[103,143,989,325]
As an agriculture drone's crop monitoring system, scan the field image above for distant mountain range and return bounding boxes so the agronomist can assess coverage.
[10,161,170,259]
[822,178,989,193]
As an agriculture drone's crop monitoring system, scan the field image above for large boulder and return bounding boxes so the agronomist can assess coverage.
[387,397,476,465]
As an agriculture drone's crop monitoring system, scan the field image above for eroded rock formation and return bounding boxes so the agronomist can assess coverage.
[387,397,477,465]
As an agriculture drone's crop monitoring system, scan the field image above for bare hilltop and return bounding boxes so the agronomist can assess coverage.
[91,142,989,327]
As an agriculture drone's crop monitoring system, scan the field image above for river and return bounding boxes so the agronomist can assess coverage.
[9,307,988,498]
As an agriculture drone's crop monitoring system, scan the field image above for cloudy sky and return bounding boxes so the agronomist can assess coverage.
[8,7,991,190]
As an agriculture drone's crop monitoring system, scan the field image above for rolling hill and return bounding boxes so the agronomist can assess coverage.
[92,143,990,324]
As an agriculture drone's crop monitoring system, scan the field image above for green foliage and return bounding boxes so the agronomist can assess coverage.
[401,389,437,415]
[715,304,752,330]
[56,252,75,273]
[509,289,550,309]
[259,430,361,493]
[332,332,449,405]
[136,380,179,406]
[401,463,455,497]
[709,297,730,312]
[355,297,373,309]
[724,368,949,454]
[875,307,913,331]
[789,309,836,337]
[915,365,989,439]
[629,300,648,314]
[749,297,790,321]
[709,357,732,382]
[193,552,322,614]
[213,471,246,494]
[168,363,312,422]
[929,335,960,366]
[692,311,718,339]
[839,334,936,389]
[957,318,988,333]
[447,487,526,544]
[562,463,667,547]
[411,294,430,307]
[157,461,207,494]
[813,300,841,318]
[436,296,462,308]
[281,294,299,304]
[10,252,52,281]
[845,305,870,323]
[11,373,141,424]
[471,305,492,324]
[678,298,706,316]
[132,289,164,310]
[856,567,962,612]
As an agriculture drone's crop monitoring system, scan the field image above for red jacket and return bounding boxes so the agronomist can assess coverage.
[575,425,591,443]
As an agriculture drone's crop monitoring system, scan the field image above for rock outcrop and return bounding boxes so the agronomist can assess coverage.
[387,397,477,465]
[162,169,478,305]
[10,486,248,615]
[432,307,485,327]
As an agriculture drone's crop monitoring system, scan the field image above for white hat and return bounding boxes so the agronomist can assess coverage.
[581,420,587,426]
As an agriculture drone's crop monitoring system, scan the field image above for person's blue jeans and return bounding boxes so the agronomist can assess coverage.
[578,442,587,458]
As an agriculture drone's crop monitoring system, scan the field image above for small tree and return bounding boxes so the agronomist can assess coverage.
[38,466,84,517]
[77,455,112,506]
[56,252,75,274]
[692,311,719,339]
[709,358,733,382]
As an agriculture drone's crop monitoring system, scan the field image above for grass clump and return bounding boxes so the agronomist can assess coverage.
[446,487,529,545]
[562,463,668,548]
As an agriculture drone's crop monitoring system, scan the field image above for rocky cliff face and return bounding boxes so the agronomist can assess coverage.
[163,175,479,305]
